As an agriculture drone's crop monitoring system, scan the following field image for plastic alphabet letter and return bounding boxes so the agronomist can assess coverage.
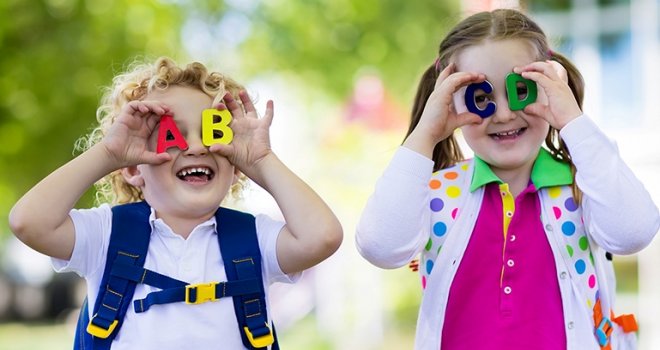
[156,114,188,153]
[505,73,537,111]
[464,80,496,118]
[202,108,233,146]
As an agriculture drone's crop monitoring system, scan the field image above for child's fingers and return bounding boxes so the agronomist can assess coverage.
[222,92,245,119]
[434,63,455,88]
[519,70,556,93]
[444,71,486,92]
[454,112,484,128]
[142,151,172,165]
[238,91,257,115]
[515,61,563,81]
[262,100,274,127]
[208,143,233,157]
[522,102,549,120]
[123,100,169,116]
[547,60,569,83]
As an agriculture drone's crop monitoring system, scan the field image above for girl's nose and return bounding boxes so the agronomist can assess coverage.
[491,96,517,123]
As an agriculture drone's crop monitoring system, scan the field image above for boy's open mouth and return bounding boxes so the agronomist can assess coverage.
[489,127,526,140]
[176,166,215,183]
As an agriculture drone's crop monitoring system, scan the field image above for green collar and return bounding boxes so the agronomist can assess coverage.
[470,148,573,192]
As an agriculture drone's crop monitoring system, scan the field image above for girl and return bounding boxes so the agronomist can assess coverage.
[356,9,659,350]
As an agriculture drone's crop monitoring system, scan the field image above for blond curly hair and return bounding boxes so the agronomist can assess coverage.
[76,56,247,205]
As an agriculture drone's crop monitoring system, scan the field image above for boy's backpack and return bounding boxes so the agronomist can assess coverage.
[73,201,278,350]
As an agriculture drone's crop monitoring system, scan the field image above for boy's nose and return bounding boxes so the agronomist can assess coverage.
[184,136,208,156]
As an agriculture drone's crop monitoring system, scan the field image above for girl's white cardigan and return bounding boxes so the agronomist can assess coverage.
[357,116,659,350]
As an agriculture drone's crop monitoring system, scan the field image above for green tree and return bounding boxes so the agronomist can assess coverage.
[0,0,183,237]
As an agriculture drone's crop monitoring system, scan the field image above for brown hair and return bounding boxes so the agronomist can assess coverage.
[76,56,247,205]
[406,9,583,201]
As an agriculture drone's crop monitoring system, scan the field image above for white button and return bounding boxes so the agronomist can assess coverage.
[504,286,512,294]
[560,272,567,279]
[510,235,516,242]
[507,259,515,267]
[545,224,553,231]
[506,211,513,217]
[567,321,574,329]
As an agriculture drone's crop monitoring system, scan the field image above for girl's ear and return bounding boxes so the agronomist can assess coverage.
[121,166,145,188]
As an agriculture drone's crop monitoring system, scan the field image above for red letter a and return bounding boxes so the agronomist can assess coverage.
[156,114,188,153]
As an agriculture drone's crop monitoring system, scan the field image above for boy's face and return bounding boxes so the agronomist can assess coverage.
[130,85,236,221]
[452,39,550,177]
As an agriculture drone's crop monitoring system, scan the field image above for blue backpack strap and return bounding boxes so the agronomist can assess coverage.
[74,201,152,350]
[216,207,279,350]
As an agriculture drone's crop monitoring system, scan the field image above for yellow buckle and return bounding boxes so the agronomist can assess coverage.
[185,282,218,304]
[87,318,118,338]
[243,324,275,348]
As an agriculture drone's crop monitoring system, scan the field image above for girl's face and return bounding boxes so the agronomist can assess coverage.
[131,86,236,223]
[453,39,550,180]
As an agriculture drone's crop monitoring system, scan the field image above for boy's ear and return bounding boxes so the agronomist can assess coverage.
[121,166,145,188]
[232,167,242,185]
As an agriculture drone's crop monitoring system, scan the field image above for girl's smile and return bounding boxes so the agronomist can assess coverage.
[453,39,550,187]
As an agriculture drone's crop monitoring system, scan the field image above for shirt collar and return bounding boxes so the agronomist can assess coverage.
[470,148,573,192]
[148,207,218,236]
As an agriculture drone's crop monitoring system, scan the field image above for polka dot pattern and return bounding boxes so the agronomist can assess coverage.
[553,206,562,219]
[446,186,461,198]
[430,198,444,212]
[433,222,447,237]
[419,159,599,313]
[564,197,578,212]
[542,187,599,312]
[421,161,471,289]
[562,221,576,236]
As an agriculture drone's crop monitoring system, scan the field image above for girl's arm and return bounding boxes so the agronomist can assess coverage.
[561,116,660,253]
[517,61,660,253]
[9,101,171,260]
[356,146,434,268]
[210,92,342,275]
[356,64,483,268]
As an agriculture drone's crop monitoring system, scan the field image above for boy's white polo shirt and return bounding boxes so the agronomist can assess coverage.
[53,204,299,350]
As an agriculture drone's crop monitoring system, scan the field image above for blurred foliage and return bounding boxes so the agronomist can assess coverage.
[233,0,460,100]
[0,0,183,236]
[0,0,460,238]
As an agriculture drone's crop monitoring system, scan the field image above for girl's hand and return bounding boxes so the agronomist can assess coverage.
[209,91,273,178]
[101,100,172,168]
[404,63,484,155]
[514,61,582,130]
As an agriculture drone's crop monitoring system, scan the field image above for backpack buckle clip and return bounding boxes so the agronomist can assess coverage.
[87,316,118,339]
[185,282,219,304]
[244,324,274,348]
[595,317,613,346]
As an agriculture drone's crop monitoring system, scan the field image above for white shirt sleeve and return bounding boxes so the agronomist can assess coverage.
[51,204,112,279]
[356,146,434,269]
[255,214,301,284]
[560,115,660,254]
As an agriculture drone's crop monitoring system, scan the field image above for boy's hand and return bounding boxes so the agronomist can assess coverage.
[514,61,582,130]
[209,91,274,178]
[101,100,172,168]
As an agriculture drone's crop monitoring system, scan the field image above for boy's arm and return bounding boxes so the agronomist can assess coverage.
[250,154,343,274]
[9,144,119,260]
[9,100,171,260]
[210,92,343,275]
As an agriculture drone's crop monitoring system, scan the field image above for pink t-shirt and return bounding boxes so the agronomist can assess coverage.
[441,182,566,350]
